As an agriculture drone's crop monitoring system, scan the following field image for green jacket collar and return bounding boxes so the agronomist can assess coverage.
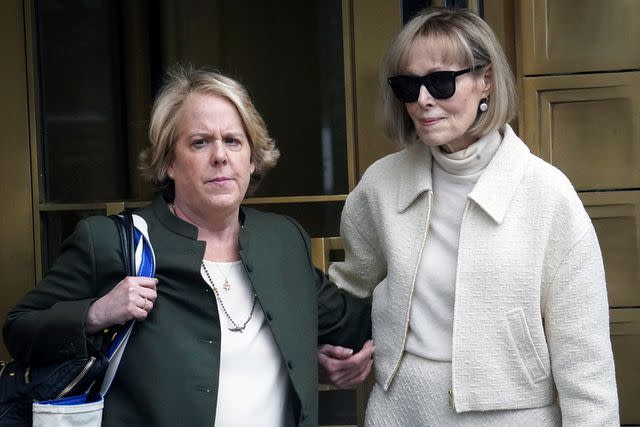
[151,194,248,240]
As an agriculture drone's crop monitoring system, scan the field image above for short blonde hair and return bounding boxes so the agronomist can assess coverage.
[139,64,279,196]
[379,7,517,145]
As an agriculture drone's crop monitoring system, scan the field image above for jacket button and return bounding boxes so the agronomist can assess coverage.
[287,361,293,370]
[266,312,273,321]
[245,264,253,272]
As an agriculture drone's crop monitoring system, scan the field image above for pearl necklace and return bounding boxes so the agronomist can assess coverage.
[202,262,256,332]
[172,203,253,331]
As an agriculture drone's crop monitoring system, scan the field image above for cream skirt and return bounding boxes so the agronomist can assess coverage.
[365,352,561,427]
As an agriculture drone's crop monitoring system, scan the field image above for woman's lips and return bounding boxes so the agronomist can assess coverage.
[208,177,231,184]
[420,117,443,126]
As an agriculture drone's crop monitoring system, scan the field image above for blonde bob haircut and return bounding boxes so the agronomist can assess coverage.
[379,7,517,145]
[140,64,280,197]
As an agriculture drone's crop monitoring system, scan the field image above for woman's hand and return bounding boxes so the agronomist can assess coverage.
[318,339,375,389]
[85,276,159,334]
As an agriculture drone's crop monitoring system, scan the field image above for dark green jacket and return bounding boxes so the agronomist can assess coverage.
[3,196,371,426]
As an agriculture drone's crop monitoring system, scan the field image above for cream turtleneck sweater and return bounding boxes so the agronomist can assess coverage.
[405,130,502,361]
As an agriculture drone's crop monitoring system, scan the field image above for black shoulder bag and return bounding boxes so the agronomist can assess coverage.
[0,213,135,426]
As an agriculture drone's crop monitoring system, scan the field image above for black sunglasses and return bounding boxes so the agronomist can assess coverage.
[388,64,485,102]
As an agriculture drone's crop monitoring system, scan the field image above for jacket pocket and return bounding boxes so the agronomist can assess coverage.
[505,308,548,383]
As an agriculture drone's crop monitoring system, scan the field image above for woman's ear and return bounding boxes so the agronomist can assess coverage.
[481,64,493,97]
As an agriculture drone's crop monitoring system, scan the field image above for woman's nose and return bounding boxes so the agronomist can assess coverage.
[210,141,228,165]
[416,85,435,107]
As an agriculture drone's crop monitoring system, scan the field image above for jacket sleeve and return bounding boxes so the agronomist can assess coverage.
[316,267,372,350]
[543,224,619,426]
[3,218,112,364]
[285,216,372,350]
[328,194,387,299]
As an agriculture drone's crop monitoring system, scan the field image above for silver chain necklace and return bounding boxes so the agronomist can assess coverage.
[202,262,256,332]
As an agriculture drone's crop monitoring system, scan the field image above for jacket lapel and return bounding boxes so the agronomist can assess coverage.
[468,125,531,224]
[396,142,433,213]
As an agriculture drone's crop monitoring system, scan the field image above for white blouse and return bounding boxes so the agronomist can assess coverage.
[201,260,293,426]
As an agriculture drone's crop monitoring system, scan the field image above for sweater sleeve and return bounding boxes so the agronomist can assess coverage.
[543,224,619,426]
[3,219,107,364]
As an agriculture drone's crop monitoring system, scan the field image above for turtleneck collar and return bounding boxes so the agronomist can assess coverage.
[429,129,502,176]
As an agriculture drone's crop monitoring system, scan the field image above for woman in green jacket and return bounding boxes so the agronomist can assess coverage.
[3,65,373,426]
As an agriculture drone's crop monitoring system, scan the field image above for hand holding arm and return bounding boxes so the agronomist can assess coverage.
[318,340,374,389]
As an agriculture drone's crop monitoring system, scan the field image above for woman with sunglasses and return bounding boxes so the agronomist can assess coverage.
[319,7,618,426]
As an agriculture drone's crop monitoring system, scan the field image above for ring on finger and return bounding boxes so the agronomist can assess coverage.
[142,297,150,311]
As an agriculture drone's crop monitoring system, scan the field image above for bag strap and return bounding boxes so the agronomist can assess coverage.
[111,213,136,277]
[98,212,156,397]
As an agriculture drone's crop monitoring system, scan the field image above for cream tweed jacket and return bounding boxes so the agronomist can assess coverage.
[329,125,619,425]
